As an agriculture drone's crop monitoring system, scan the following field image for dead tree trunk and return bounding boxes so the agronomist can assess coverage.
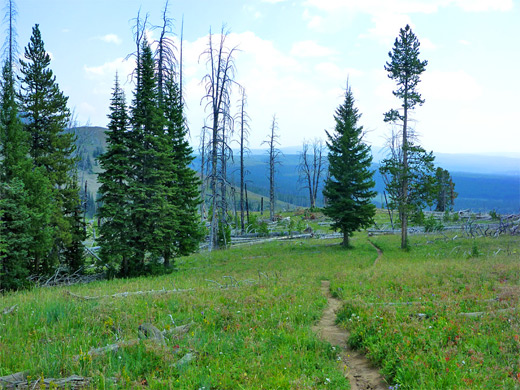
[263,115,281,222]
[237,88,250,235]
[201,27,239,250]
[299,139,326,209]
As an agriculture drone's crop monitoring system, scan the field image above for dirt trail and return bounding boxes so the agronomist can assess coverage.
[313,280,388,390]
[368,240,383,266]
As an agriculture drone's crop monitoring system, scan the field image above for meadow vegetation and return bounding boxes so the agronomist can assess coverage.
[1,209,519,389]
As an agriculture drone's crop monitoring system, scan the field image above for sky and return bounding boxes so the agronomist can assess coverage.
[9,0,520,156]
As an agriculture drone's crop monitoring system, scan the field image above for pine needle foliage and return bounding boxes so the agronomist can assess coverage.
[323,84,376,247]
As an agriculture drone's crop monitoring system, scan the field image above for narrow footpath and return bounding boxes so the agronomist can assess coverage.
[313,281,388,390]
[313,241,387,389]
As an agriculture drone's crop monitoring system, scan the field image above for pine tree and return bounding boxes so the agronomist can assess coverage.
[323,84,376,247]
[383,24,428,249]
[0,62,53,288]
[127,41,178,274]
[98,75,134,276]
[380,144,436,224]
[163,75,202,262]
[435,168,457,212]
[18,24,84,270]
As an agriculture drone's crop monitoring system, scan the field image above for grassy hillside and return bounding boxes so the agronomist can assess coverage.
[1,224,519,388]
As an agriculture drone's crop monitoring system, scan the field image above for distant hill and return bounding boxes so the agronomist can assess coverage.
[70,126,520,215]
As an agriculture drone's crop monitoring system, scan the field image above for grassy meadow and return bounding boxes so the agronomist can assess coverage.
[1,211,519,389]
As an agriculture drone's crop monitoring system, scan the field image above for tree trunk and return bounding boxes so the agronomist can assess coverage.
[245,183,250,226]
[342,231,349,247]
[209,113,219,250]
[401,84,409,250]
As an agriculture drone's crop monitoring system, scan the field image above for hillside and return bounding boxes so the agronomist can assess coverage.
[1,232,519,388]
[69,126,520,214]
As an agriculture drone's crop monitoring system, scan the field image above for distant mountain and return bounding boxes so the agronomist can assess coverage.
[250,145,520,176]
[70,126,520,214]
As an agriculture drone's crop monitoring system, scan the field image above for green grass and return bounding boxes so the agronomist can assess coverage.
[332,234,520,389]
[1,222,518,389]
[1,238,371,389]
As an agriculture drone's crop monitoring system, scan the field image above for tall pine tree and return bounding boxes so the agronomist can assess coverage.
[18,24,84,271]
[0,57,53,287]
[383,24,428,249]
[323,84,376,247]
[163,74,202,262]
[98,74,133,276]
[126,41,178,274]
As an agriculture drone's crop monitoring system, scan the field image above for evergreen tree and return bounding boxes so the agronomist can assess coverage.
[0,56,53,285]
[98,75,133,275]
[18,24,84,270]
[434,167,457,212]
[383,24,428,249]
[323,84,376,247]
[0,179,30,290]
[163,74,202,262]
[380,144,436,224]
[127,41,178,275]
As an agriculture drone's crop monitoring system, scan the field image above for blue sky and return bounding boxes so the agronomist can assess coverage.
[10,0,520,155]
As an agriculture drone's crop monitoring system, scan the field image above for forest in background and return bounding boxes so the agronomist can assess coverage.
[71,126,520,217]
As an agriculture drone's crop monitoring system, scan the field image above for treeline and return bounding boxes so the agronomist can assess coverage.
[0,20,84,290]
[0,3,203,290]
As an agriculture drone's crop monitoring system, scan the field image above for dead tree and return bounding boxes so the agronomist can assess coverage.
[298,138,326,209]
[235,88,250,234]
[3,0,18,71]
[201,27,239,250]
[199,123,209,221]
[219,105,234,230]
[153,0,177,104]
[126,9,149,85]
[263,115,282,221]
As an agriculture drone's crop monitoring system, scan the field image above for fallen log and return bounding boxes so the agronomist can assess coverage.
[1,305,17,316]
[0,372,90,389]
[458,307,517,318]
[65,287,194,300]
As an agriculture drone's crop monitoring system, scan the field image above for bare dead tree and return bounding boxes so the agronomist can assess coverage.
[235,87,250,234]
[263,115,282,221]
[153,0,177,104]
[200,27,239,250]
[199,123,209,221]
[298,138,326,209]
[126,9,149,85]
[179,15,184,105]
[2,0,18,71]
[219,104,234,229]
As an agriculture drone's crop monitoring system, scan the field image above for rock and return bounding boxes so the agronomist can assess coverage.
[138,323,166,345]
[175,352,196,368]
[162,322,193,339]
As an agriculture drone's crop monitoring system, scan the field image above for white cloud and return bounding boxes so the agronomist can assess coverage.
[84,57,135,78]
[261,0,289,3]
[360,13,413,45]
[304,0,439,14]
[452,0,513,12]
[290,40,337,58]
[95,34,122,45]
[315,62,363,81]
[422,70,483,102]
[420,37,438,50]
[302,8,324,29]
[458,39,471,45]
[304,0,513,14]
